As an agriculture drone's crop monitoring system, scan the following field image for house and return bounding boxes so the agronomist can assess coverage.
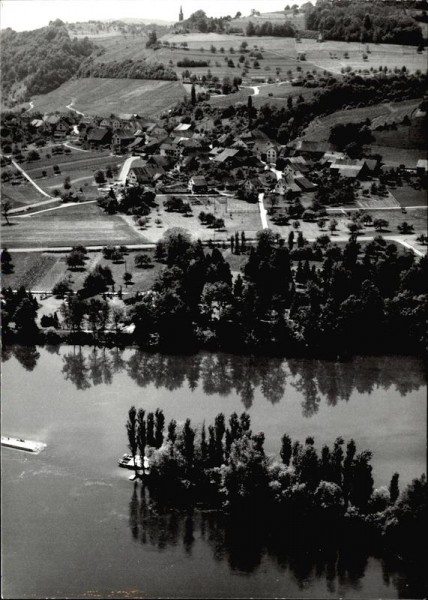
[294,175,317,192]
[275,179,287,195]
[188,175,208,193]
[128,137,146,153]
[43,115,70,137]
[127,164,162,186]
[160,141,181,159]
[180,138,210,156]
[254,141,279,164]
[288,140,331,160]
[330,159,371,180]
[416,159,427,175]
[172,123,193,138]
[212,148,241,167]
[100,118,112,128]
[87,127,112,148]
[146,155,172,170]
[112,130,135,150]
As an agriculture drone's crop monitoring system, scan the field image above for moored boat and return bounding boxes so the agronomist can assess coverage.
[118,453,151,473]
[1,436,46,454]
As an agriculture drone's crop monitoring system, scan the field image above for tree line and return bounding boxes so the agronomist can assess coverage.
[77,58,177,80]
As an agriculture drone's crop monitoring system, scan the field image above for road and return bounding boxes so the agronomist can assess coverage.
[9,158,52,199]
[117,156,141,184]
[258,192,268,229]
[66,101,85,116]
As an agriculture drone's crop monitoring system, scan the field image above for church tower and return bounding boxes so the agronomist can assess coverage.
[179,5,184,21]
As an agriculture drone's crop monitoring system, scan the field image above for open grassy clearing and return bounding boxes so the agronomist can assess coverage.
[139,194,262,242]
[391,185,428,207]
[22,149,113,172]
[302,99,422,142]
[368,145,424,168]
[29,78,188,117]
[208,84,316,109]
[1,182,48,210]
[299,39,426,74]
[1,203,146,249]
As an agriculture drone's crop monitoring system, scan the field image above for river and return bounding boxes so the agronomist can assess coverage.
[1,346,426,598]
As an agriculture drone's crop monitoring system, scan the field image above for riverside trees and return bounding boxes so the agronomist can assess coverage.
[125,407,427,558]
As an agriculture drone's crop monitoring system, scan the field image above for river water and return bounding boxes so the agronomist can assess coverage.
[1,346,426,598]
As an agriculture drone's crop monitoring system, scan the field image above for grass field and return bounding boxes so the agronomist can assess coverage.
[299,39,426,75]
[1,203,146,249]
[2,182,48,210]
[29,78,188,117]
[390,185,428,208]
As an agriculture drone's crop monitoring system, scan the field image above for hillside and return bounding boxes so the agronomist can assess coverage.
[306,1,423,45]
[0,20,95,105]
[27,78,188,117]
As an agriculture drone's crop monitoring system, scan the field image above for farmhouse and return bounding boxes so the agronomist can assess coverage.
[127,164,162,186]
[87,127,112,148]
[112,130,135,149]
[188,175,208,193]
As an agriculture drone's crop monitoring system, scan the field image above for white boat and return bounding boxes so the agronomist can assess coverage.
[118,453,150,473]
[1,436,46,454]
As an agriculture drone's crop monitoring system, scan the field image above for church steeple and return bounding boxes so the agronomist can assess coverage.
[179,5,184,21]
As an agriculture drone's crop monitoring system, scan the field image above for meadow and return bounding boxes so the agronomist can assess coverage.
[29,78,188,117]
[1,203,146,249]
[298,39,426,75]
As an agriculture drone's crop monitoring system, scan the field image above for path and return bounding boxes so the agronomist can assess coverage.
[66,101,85,116]
[258,192,268,229]
[26,101,34,112]
[117,156,141,184]
[6,235,425,257]
[62,141,90,153]
[9,158,52,199]
[9,197,62,215]
[47,175,94,190]
[15,200,97,218]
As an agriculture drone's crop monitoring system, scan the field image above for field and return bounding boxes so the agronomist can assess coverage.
[1,249,164,294]
[298,39,427,75]
[229,11,306,31]
[391,185,428,208]
[29,78,188,117]
[141,194,263,242]
[2,182,48,210]
[302,99,422,142]
[1,203,146,249]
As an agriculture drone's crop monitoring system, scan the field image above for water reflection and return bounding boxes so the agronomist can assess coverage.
[4,345,427,417]
[127,486,424,598]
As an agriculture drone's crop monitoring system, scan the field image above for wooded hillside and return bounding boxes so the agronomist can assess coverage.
[0,20,95,105]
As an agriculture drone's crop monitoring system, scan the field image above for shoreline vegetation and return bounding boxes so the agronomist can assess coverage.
[2,229,427,359]
[125,407,427,564]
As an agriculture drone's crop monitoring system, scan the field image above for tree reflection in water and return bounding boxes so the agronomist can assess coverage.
[126,486,423,597]
[5,345,426,416]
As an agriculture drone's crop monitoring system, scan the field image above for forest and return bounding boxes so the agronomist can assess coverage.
[76,58,178,80]
[306,0,424,45]
[0,20,95,104]
[124,407,427,562]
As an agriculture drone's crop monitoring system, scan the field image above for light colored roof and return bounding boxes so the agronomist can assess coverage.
[174,123,192,131]
[191,176,207,185]
[417,159,427,169]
